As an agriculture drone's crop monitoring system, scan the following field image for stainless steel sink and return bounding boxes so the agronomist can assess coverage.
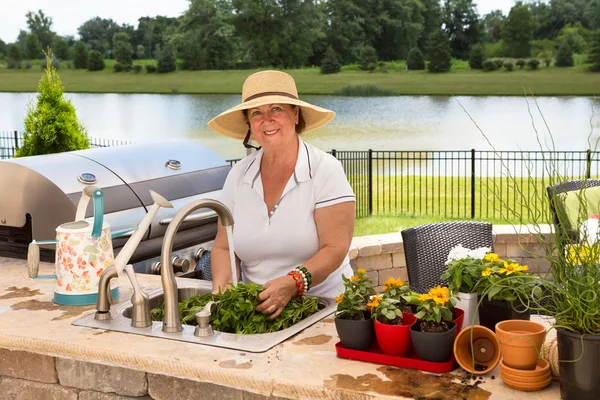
[73,281,336,352]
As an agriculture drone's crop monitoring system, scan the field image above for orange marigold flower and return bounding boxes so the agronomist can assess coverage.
[367,294,383,308]
[335,294,344,304]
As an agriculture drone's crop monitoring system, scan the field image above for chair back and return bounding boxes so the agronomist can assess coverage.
[401,221,493,293]
[546,179,600,231]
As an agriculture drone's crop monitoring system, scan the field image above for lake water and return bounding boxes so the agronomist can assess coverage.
[1,93,598,160]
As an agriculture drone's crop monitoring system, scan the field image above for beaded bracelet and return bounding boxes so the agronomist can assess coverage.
[295,266,312,292]
[287,270,305,297]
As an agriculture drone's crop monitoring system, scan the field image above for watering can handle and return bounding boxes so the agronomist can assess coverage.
[74,186,104,238]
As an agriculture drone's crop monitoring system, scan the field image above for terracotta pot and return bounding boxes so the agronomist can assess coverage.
[410,321,457,362]
[455,292,479,328]
[454,325,501,375]
[335,312,374,351]
[500,358,551,378]
[374,312,416,357]
[495,320,546,370]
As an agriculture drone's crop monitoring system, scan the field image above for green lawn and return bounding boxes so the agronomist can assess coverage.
[0,61,598,96]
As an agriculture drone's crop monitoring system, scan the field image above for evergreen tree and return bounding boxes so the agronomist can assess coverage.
[555,41,574,67]
[406,47,425,70]
[503,2,535,58]
[469,43,484,69]
[427,30,452,73]
[8,44,21,62]
[25,33,42,60]
[16,51,89,157]
[113,32,133,68]
[157,44,177,73]
[589,30,600,72]
[72,41,88,69]
[87,50,105,71]
[320,46,341,74]
[51,36,70,60]
[359,45,378,71]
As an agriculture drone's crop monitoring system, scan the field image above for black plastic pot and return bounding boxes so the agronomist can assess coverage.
[410,321,456,362]
[334,314,374,351]
[478,298,530,332]
[557,328,600,400]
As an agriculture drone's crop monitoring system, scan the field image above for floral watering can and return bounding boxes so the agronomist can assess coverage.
[27,186,136,306]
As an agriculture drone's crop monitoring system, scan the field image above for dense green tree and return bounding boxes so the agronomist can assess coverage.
[17,30,28,58]
[482,10,505,42]
[503,2,535,58]
[157,44,177,73]
[0,39,6,58]
[25,33,42,60]
[136,44,145,59]
[113,32,133,67]
[26,10,55,50]
[51,36,70,59]
[557,22,591,53]
[78,17,122,57]
[406,47,425,69]
[8,44,21,62]
[443,0,481,60]
[586,0,600,30]
[371,0,424,61]
[87,50,105,71]
[72,41,88,69]
[16,51,89,157]
[320,46,341,74]
[555,41,575,66]
[469,43,484,69]
[358,45,378,71]
[589,30,600,71]
[176,0,238,70]
[529,1,552,39]
[427,30,452,72]
[418,0,442,51]
[136,16,180,59]
[324,0,366,64]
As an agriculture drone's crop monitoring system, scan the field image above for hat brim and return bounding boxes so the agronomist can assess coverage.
[207,95,335,140]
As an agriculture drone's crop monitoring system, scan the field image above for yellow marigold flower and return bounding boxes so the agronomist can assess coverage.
[367,294,383,308]
[484,253,500,263]
[499,262,528,275]
[433,296,449,305]
[429,285,449,298]
[418,293,433,302]
[335,294,344,303]
[357,268,367,275]
[482,268,494,277]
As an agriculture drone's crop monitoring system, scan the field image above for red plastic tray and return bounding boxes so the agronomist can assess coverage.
[335,342,456,373]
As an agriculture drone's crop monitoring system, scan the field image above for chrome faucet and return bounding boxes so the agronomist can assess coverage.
[160,199,234,333]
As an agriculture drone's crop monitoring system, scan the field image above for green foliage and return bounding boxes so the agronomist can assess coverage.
[51,36,70,60]
[516,59,526,69]
[335,269,376,320]
[113,62,127,72]
[41,58,60,70]
[145,64,157,73]
[358,45,378,72]
[335,84,396,96]
[482,59,497,71]
[443,0,482,60]
[483,10,505,42]
[16,51,89,157]
[25,33,42,60]
[527,58,540,69]
[556,41,575,67]
[503,3,535,58]
[473,254,539,302]
[494,59,504,69]
[504,61,514,71]
[87,50,105,71]
[589,30,600,72]
[113,32,133,67]
[72,41,88,69]
[370,296,404,324]
[557,22,591,54]
[468,44,484,69]
[483,40,505,58]
[157,44,177,73]
[133,64,143,73]
[441,247,490,293]
[7,59,21,69]
[407,47,425,70]
[8,44,21,62]
[136,45,145,60]
[24,60,32,69]
[414,286,454,324]
[427,30,452,73]
[320,46,341,74]
[530,39,557,57]
[26,10,55,50]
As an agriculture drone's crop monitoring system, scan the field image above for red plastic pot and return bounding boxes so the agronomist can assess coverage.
[374,312,417,357]
[454,307,465,334]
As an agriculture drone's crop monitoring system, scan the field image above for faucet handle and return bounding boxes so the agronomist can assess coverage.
[193,301,216,337]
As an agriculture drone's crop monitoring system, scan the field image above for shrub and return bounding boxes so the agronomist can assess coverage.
[157,45,177,73]
[72,41,88,69]
[335,84,396,96]
[427,30,452,73]
[7,59,21,69]
[407,47,425,70]
[41,58,60,70]
[590,30,600,72]
[527,58,540,70]
[358,46,378,72]
[544,58,552,67]
[377,62,388,72]
[468,44,484,70]
[113,62,126,72]
[145,64,157,73]
[482,60,497,71]
[494,59,504,69]
[7,44,21,62]
[87,50,105,71]
[24,60,32,69]
[15,52,89,157]
[113,33,133,68]
[133,64,143,73]
[504,62,514,71]
[555,41,574,67]
[320,46,341,74]
[516,59,526,69]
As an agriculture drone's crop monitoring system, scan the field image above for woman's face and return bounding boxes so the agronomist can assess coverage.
[247,103,299,149]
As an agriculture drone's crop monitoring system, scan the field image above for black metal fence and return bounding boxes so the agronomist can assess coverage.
[0,130,130,159]
[229,149,600,221]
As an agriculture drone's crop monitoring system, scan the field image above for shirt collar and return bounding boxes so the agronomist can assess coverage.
[242,135,313,186]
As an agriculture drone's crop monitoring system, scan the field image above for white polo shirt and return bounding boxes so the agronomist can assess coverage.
[220,136,356,298]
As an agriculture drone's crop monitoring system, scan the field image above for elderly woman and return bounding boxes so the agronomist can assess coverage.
[207,70,355,319]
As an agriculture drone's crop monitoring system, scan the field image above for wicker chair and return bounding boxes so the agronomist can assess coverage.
[546,179,600,240]
[400,221,494,293]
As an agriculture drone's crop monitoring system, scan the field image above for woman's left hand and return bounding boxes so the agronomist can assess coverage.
[256,275,297,319]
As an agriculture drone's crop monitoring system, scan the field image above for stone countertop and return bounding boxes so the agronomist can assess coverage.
[0,257,560,400]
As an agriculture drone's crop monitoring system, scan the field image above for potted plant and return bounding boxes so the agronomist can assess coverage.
[442,244,490,327]
[334,268,377,351]
[369,284,418,357]
[410,286,457,362]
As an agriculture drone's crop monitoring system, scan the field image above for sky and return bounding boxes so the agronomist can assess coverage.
[0,0,519,44]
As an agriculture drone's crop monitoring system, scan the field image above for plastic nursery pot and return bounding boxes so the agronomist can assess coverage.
[454,325,501,375]
[557,328,600,400]
[410,321,457,362]
[335,312,375,351]
[495,320,546,371]
[374,312,417,357]
[478,298,530,332]
[453,307,465,334]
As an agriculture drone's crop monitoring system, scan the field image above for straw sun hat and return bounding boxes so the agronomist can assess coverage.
[207,70,335,140]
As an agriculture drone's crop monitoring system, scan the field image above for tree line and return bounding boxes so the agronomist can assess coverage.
[1,0,599,73]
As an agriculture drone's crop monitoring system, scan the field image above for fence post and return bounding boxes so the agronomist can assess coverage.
[13,130,19,150]
[471,149,476,219]
[586,149,591,179]
[331,149,337,159]
[368,149,373,216]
